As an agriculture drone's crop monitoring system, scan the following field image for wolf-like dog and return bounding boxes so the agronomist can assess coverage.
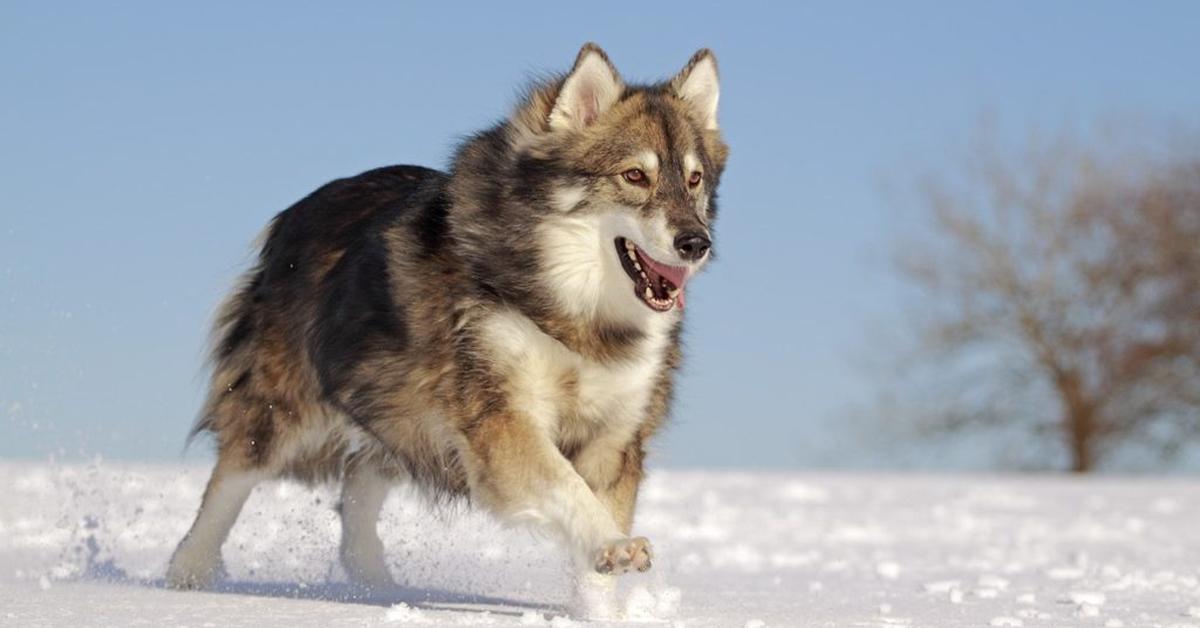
[167,43,727,617]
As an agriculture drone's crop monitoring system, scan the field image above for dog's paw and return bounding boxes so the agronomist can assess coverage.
[165,550,222,590]
[340,546,396,592]
[594,536,653,575]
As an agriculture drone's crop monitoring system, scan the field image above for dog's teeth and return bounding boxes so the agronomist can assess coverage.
[625,240,636,252]
[643,286,653,299]
[633,261,642,271]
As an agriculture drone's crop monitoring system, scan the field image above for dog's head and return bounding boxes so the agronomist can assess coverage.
[450,44,728,328]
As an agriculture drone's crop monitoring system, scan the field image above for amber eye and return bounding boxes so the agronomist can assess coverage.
[688,171,703,187]
[622,168,647,185]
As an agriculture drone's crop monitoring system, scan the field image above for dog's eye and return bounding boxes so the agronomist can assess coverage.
[622,168,647,185]
[688,171,703,187]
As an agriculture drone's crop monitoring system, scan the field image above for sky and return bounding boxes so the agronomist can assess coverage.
[2,2,1199,470]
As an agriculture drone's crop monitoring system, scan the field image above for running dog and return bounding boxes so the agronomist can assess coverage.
[168,43,728,617]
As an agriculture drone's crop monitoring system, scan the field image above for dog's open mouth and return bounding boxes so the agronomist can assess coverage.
[615,237,688,312]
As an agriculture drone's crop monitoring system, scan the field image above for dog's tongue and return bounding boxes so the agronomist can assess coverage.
[638,247,690,309]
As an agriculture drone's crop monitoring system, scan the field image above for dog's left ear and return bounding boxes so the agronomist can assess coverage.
[549,43,624,132]
[671,49,720,131]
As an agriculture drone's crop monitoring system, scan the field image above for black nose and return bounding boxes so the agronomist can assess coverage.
[674,232,711,261]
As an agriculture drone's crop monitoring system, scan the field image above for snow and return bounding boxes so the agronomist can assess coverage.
[1,461,1199,627]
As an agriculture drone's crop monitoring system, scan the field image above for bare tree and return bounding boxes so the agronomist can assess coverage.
[894,130,1200,472]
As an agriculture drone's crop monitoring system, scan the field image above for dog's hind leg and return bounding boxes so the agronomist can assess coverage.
[338,454,396,590]
[166,459,263,589]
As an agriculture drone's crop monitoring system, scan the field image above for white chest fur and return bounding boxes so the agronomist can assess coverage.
[478,308,672,445]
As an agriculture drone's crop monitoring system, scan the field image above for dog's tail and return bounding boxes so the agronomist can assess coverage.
[183,216,281,453]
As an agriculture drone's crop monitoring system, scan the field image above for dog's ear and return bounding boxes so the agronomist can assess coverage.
[549,43,624,132]
[671,49,720,131]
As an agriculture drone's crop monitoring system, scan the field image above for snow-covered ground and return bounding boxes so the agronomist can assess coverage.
[1,462,1199,627]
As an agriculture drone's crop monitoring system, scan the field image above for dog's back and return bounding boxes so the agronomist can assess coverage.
[194,165,448,482]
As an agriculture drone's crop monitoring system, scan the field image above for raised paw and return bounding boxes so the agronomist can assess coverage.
[594,536,653,575]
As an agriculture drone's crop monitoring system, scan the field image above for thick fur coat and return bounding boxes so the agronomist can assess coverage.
[168,43,728,618]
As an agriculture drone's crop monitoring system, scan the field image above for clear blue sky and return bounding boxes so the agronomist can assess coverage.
[2,2,1198,469]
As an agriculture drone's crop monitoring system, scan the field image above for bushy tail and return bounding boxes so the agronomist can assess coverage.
[184,266,265,451]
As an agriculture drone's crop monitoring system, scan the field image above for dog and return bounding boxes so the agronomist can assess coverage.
[167,43,727,617]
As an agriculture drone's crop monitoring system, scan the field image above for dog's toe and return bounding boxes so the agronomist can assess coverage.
[594,536,653,575]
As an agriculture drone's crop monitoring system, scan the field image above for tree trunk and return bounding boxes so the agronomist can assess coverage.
[1057,370,1095,473]
[1067,415,1093,473]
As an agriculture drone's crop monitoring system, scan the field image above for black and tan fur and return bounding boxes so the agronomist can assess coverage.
[168,44,728,617]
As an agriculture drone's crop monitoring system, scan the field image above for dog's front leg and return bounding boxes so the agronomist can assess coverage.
[566,434,652,618]
[460,413,652,578]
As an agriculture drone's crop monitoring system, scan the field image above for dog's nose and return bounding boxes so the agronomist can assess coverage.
[674,232,711,261]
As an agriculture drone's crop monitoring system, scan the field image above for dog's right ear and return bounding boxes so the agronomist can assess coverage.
[548,43,624,132]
